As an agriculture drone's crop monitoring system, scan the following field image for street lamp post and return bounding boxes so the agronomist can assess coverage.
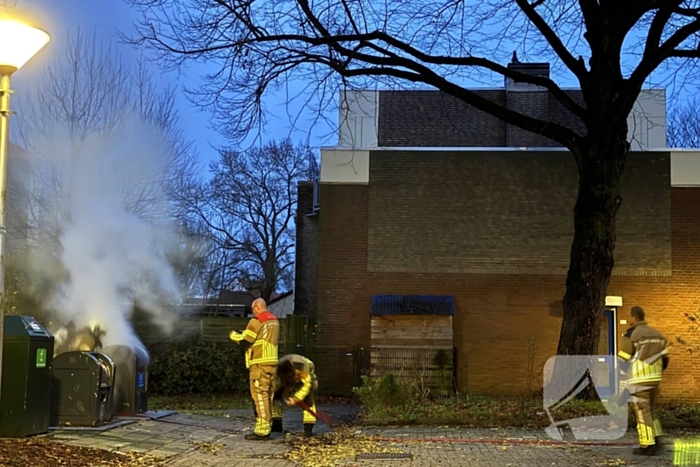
[0,18,50,392]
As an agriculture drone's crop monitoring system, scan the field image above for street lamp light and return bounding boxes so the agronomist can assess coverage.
[0,18,50,388]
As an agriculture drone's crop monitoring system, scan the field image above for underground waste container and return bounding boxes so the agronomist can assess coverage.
[50,351,116,427]
[101,345,149,415]
[0,315,55,438]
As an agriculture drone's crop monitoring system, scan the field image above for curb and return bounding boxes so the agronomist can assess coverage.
[377,436,639,447]
[359,418,698,430]
[360,418,548,428]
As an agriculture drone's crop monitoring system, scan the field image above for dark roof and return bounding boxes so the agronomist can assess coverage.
[179,290,286,311]
[269,290,293,305]
[376,90,587,147]
[218,290,255,306]
[370,295,455,316]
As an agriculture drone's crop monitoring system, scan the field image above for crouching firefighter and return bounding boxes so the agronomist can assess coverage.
[617,306,669,457]
[271,354,318,437]
[230,298,280,441]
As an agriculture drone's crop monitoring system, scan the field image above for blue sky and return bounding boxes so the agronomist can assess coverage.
[7,0,336,168]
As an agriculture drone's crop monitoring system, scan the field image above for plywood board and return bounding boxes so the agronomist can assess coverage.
[371,315,453,348]
[370,315,453,327]
[371,328,453,338]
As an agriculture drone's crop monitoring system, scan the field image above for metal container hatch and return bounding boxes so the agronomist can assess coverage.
[101,345,149,414]
[50,351,115,427]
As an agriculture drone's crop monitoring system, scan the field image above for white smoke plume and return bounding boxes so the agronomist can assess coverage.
[21,113,184,351]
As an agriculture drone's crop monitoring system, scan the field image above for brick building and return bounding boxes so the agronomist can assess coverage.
[294,59,700,402]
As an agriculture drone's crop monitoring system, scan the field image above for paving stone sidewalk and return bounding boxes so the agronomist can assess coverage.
[48,406,700,466]
[350,425,700,467]
[51,414,234,458]
[169,423,698,467]
[48,405,358,461]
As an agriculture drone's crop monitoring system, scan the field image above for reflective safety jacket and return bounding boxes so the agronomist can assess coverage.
[273,354,317,402]
[618,320,668,386]
[230,311,279,368]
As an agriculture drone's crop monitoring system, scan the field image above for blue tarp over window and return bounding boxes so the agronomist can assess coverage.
[370,295,455,316]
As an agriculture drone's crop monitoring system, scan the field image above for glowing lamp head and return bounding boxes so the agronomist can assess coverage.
[0,19,50,74]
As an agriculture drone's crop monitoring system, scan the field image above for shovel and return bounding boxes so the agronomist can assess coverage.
[296,400,340,427]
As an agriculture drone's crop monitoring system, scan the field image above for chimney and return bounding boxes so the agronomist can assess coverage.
[505,51,552,146]
[504,51,550,90]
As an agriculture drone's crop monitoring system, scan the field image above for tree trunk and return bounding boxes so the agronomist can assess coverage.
[557,132,629,357]
[545,130,629,404]
[261,286,274,303]
[260,261,277,303]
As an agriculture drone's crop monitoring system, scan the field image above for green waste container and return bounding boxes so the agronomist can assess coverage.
[0,315,54,438]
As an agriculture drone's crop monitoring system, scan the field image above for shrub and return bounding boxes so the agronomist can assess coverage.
[352,374,420,419]
[147,337,248,396]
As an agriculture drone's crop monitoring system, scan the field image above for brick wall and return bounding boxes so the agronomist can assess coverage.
[315,178,700,402]
[293,182,318,316]
[367,150,671,277]
[316,184,372,348]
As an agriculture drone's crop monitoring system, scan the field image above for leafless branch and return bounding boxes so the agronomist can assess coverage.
[175,138,313,301]
[13,28,202,298]
[121,0,700,153]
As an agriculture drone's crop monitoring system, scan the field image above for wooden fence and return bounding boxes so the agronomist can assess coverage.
[132,312,317,348]
[131,312,457,397]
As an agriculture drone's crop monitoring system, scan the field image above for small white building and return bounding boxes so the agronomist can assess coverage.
[268,291,294,318]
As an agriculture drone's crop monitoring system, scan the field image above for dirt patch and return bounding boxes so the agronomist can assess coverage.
[0,439,165,467]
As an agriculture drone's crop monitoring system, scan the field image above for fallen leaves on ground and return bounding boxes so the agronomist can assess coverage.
[598,460,628,466]
[283,427,402,467]
[361,393,700,427]
[0,439,165,467]
[195,441,224,454]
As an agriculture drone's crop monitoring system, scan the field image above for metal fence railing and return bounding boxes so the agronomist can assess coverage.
[278,344,457,398]
[366,346,456,397]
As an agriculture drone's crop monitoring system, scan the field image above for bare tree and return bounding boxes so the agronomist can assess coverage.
[122,0,700,355]
[166,218,221,299]
[668,95,700,147]
[17,28,198,226]
[180,139,313,302]
[13,28,201,304]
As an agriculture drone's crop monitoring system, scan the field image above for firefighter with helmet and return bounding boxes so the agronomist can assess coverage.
[230,298,280,441]
[617,306,669,457]
[270,353,319,437]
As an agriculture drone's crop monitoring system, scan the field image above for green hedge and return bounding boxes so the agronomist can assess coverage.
[147,337,248,395]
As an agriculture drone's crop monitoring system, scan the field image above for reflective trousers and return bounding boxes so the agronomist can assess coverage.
[630,383,662,447]
[249,364,276,436]
[272,376,318,425]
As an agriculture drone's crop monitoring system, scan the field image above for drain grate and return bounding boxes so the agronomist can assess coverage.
[356,452,413,460]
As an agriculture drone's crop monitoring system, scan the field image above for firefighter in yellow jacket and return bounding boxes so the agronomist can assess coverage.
[270,354,318,437]
[617,306,669,457]
[230,298,280,440]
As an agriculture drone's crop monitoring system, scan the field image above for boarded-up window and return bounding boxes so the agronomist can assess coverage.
[369,295,455,395]
[371,315,453,348]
